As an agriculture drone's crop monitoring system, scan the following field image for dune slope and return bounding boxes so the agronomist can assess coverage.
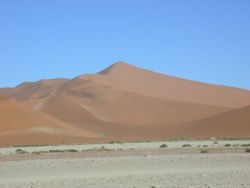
[0,95,100,146]
[176,105,250,138]
[95,62,250,107]
[0,62,250,145]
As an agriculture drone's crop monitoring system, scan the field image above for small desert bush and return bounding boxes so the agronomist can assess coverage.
[160,144,168,148]
[98,146,112,151]
[182,144,192,147]
[16,148,28,154]
[245,148,250,153]
[225,144,231,147]
[203,145,208,148]
[109,141,122,144]
[49,149,78,153]
[241,144,250,147]
[31,151,49,155]
[200,149,208,153]
[64,149,78,152]
[32,151,42,155]
[13,144,49,147]
[49,149,65,153]
[214,141,218,144]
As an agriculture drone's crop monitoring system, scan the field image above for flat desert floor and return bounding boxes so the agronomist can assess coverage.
[0,140,250,188]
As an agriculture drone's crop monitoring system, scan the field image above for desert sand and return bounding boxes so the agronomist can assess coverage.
[177,105,250,138]
[0,62,250,146]
[1,140,250,188]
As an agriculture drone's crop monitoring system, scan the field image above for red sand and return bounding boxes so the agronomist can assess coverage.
[0,62,250,146]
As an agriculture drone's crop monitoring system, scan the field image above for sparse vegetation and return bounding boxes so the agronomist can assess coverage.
[223,138,242,141]
[32,151,49,154]
[169,137,191,141]
[245,148,250,153]
[109,141,122,144]
[182,144,192,147]
[13,144,49,147]
[80,147,114,152]
[32,151,42,155]
[49,149,64,153]
[49,149,78,153]
[200,149,208,153]
[160,144,168,148]
[225,144,231,147]
[241,144,250,147]
[134,140,150,143]
[16,148,28,154]
[65,149,78,152]
[99,146,112,151]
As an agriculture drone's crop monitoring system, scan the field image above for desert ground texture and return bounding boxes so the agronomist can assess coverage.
[1,140,250,188]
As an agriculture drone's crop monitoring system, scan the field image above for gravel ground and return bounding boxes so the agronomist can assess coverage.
[1,151,250,188]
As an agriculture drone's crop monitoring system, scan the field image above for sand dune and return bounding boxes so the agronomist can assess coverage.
[43,86,230,125]
[0,95,100,146]
[96,62,250,107]
[10,78,69,101]
[176,105,250,138]
[0,62,250,146]
[3,62,250,107]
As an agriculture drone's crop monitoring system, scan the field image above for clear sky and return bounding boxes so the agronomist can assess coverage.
[0,0,249,90]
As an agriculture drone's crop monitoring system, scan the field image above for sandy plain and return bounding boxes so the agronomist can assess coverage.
[0,140,250,188]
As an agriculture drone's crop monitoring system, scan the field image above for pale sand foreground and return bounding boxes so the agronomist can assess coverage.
[1,153,250,188]
[0,140,250,188]
[0,141,250,188]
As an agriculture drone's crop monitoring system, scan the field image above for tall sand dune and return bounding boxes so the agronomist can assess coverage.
[0,62,250,146]
[0,95,100,146]
[176,105,250,138]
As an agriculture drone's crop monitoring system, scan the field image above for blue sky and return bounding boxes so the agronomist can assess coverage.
[0,0,249,89]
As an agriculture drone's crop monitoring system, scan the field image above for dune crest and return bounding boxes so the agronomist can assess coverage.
[0,62,250,146]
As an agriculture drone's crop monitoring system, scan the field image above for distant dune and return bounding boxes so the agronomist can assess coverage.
[0,62,250,146]
[97,62,250,107]
[0,95,100,146]
[176,105,250,138]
